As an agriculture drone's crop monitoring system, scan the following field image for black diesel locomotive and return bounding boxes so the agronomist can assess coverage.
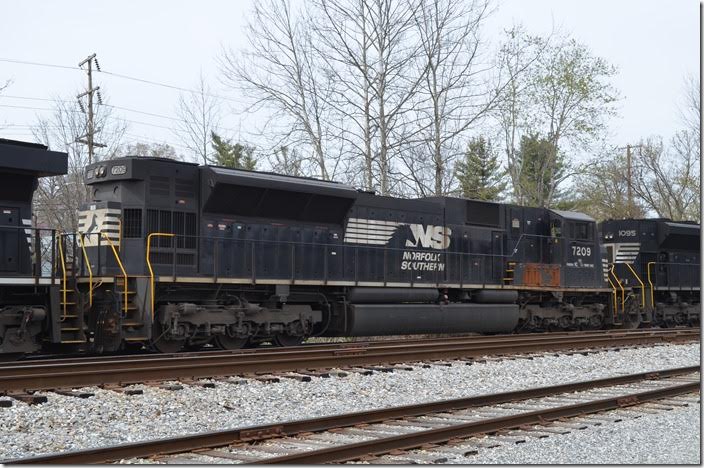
[0,139,699,355]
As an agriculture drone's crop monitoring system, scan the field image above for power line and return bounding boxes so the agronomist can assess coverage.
[0,57,78,70]
[99,70,238,103]
[0,103,189,134]
[0,56,238,102]
[2,95,181,122]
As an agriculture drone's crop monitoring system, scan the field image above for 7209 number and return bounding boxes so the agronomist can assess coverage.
[572,245,591,257]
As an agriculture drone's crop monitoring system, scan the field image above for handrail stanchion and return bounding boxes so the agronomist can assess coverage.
[57,232,67,320]
[213,240,218,282]
[625,263,645,308]
[610,265,625,313]
[647,262,656,308]
[606,275,618,320]
[146,232,175,320]
[102,233,129,316]
[251,241,256,284]
[172,234,177,280]
[291,243,295,283]
[79,233,93,306]
[50,230,56,285]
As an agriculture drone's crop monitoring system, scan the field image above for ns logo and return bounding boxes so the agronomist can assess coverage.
[405,224,452,250]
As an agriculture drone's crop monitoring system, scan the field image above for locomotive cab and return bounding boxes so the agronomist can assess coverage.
[0,139,67,276]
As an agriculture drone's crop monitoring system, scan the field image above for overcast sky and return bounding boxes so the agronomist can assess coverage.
[0,0,699,158]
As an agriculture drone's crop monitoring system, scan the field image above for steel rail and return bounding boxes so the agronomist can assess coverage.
[2,328,695,367]
[0,330,698,392]
[5,366,699,464]
[259,381,700,464]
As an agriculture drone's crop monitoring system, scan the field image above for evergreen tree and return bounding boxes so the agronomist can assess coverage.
[516,133,565,208]
[455,137,506,201]
[210,131,257,170]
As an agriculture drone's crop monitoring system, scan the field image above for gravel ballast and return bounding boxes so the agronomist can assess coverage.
[432,401,701,464]
[0,342,699,461]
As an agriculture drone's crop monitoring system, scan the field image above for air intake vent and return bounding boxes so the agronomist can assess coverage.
[175,178,195,198]
[150,176,170,196]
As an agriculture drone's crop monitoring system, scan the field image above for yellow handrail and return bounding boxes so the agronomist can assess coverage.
[610,265,625,312]
[647,261,656,308]
[78,233,93,307]
[625,263,645,308]
[56,232,67,321]
[146,232,175,319]
[101,233,129,315]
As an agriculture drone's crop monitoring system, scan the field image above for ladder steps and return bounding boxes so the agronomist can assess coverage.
[60,327,82,332]
[122,321,143,327]
[60,302,77,306]
[60,340,87,344]
[124,337,148,341]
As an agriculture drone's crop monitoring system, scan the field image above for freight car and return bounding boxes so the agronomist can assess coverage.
[0,139,699,355]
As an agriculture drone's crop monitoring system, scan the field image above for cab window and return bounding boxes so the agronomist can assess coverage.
[575,222,590,240]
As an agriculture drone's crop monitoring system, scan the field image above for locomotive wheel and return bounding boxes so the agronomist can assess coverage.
[619,314,642,329]
[213,334,249,350]
[272,333,304,347]
[151,321,185,353]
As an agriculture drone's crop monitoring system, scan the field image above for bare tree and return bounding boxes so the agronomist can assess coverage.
[175,72,221,164]
[219,0,333,180]
[680,73,700,144]
[311,0,377,190]
[312,0,428,195]
[117,142,183,160]
[574,149,647,221]
[495,26,545,205]
[495,29,617,208]
[31,95,127,232]
[402,0,498,196]
[530,38,618,207]
[270,145,304,176]
[631,137,700,221]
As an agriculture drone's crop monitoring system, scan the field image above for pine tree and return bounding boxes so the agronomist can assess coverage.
[516,133,565,208]
[455,137,506,201]
[210,131,257,170]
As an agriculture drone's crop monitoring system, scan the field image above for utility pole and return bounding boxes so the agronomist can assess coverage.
[76,53,106,164]
[617,143,643,218]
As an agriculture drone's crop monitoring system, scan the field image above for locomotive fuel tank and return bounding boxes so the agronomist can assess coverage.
[343,303,519,335]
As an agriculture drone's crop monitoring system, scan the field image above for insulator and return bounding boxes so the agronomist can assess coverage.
[93,57,101,71]
[96,91,104,105]
[77,100,86,113]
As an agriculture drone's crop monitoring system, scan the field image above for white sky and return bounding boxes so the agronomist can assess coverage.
[0,0,700,158]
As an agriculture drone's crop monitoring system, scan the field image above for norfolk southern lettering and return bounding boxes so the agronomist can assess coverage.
[401,251,445,271]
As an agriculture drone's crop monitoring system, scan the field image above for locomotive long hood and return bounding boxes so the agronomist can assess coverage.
[200,166,358,224]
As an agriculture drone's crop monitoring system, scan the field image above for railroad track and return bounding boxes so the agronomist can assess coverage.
[6,365,699,464]
[0,328,697,395]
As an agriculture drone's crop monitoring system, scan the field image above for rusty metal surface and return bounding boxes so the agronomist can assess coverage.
[0,329,698,393]
[258,381,699,464]
[5,366,699,464]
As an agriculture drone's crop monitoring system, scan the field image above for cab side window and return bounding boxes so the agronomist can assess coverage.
[575,222,589,240]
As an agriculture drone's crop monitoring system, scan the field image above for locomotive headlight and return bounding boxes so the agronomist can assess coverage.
[111,164,127,176]
[98,165,107,177]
